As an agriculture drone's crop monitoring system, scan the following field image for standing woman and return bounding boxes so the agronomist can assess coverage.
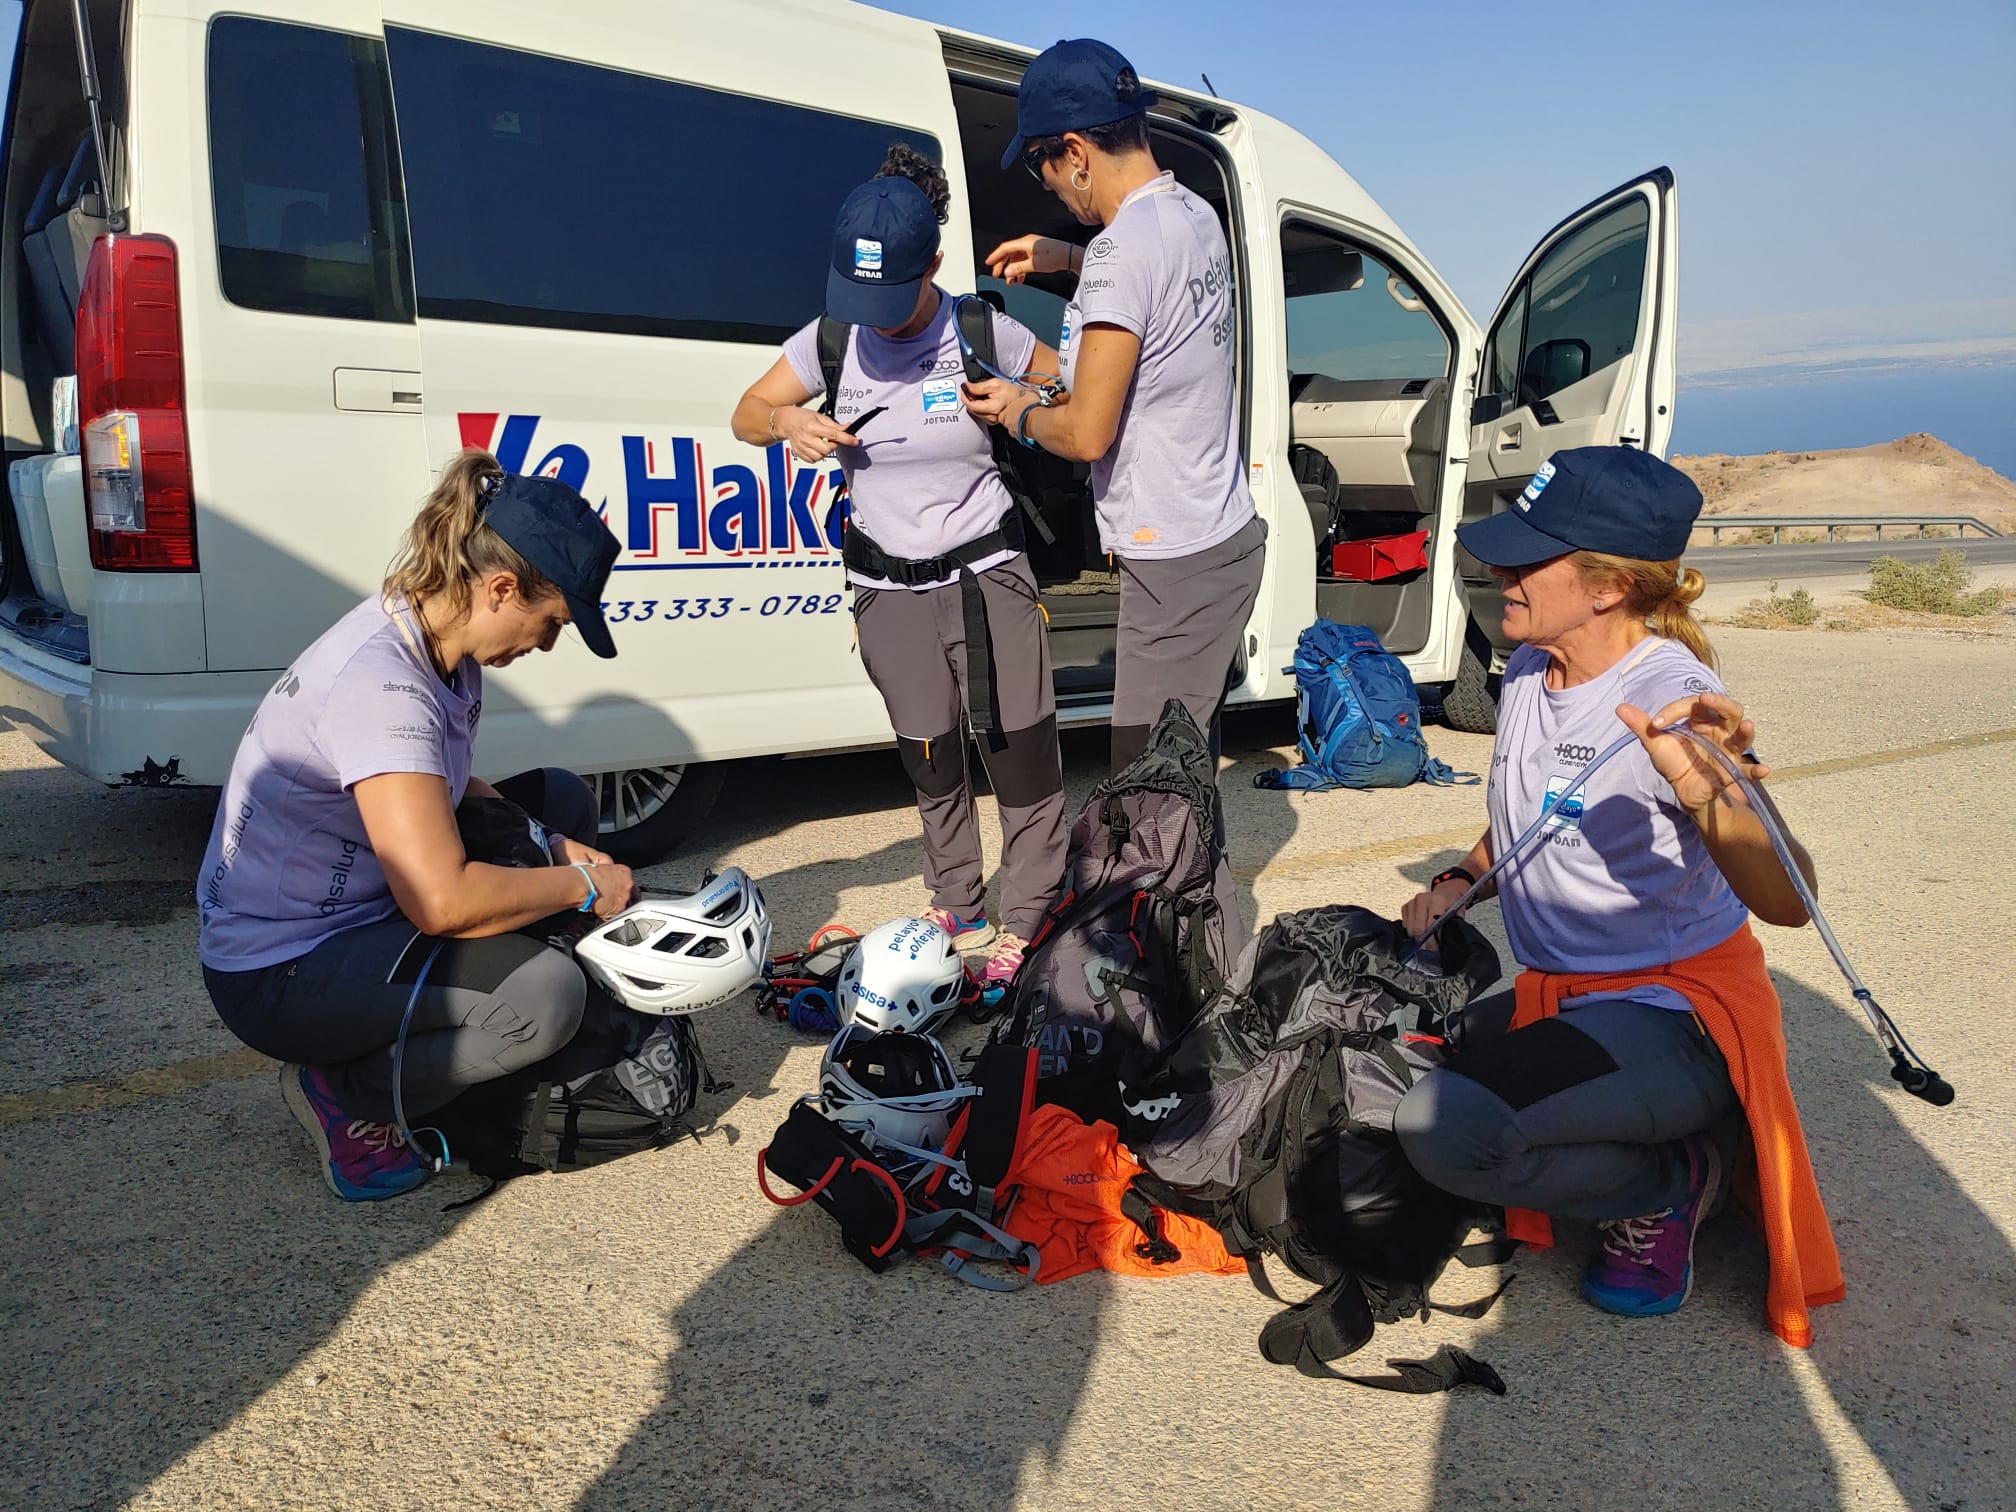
[198,452,639,1201]
[964,38,1265,776]
[731,147,1067,991]
[1392,448,1842,1342]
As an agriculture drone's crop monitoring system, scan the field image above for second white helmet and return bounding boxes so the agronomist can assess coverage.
[836,917,967,1035]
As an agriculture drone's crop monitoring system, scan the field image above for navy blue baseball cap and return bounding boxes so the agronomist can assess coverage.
[482,473,621,658]
[826,177,939,329]
[1000,38,1159,170]
[1456,446,1705,568]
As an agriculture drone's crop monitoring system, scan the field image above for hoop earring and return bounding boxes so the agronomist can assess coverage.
[1071,166,1091,192]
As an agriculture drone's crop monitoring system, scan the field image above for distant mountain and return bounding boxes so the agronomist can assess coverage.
[1672,435,2016,537]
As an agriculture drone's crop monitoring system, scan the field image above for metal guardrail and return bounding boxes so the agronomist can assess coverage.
[1696,514,2004,544]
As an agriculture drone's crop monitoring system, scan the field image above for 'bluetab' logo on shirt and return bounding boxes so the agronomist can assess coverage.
[1517,459,1557,512]
[1542,773,1584,830]
[921,377,960,416]
[854,238,883,273]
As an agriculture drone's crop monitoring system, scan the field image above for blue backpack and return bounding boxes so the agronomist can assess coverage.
[1254,622,1474,791]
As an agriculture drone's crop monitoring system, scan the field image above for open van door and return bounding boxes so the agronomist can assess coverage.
[1461,169,1678,656]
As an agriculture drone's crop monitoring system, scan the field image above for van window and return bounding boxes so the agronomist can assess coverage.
[1484,194,1649,407]
[1281,225,1448,383]
[385,30,938,345]
[207,18,413,322]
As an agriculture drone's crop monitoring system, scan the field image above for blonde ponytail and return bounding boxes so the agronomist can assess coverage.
[383,448,556,620]
[1571,552,1718,671]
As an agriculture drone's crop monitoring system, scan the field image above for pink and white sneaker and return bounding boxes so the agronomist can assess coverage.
[922,906,997,952]
[978,931,1027,994]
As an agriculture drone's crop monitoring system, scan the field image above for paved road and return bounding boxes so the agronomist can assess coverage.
[1691,535,2016,582]
[4,624,2014,1510]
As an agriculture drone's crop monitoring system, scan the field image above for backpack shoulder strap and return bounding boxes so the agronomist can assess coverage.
[816,317,849,418]
[955,295,996,385]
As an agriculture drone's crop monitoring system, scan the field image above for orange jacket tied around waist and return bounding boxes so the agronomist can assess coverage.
[1505,922,1845,1347]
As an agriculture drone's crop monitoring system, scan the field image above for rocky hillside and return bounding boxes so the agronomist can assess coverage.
[1672,434,2016,536]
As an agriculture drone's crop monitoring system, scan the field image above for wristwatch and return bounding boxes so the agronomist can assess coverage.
[1430,866,1477,892]
[572,862,600,914]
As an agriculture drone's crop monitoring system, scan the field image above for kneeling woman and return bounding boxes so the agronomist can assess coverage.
[731,146,1067,990]
[198,451,638,1201]
[1394,446,1842,1343]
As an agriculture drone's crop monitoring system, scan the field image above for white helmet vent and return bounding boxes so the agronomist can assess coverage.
[573,868,772,1015]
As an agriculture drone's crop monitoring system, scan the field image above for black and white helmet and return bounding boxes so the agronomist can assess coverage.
[574,868,771,1015]
[818,1024,973,1159]
[836,917,967,1035]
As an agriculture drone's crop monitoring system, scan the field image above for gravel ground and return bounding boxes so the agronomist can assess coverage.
[2,617,2012,1512]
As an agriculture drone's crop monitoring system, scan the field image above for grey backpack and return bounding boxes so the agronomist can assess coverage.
[1129,904,1516,1393]
[998,700,1238,1127]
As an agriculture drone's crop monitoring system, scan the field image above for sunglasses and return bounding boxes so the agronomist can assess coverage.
[1020,144,1057,184]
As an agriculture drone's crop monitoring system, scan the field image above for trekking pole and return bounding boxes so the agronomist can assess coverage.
[1402,725,1954,1106]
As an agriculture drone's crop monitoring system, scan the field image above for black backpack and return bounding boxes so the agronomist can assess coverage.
[997,700,1237,1126]
[425,795,729,1197]
[816,298,1056,549]
[1130,904,1515,1394]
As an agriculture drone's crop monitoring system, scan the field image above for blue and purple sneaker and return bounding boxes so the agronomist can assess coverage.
[1581,1137,1724,1316]
[280,1063,429,1202]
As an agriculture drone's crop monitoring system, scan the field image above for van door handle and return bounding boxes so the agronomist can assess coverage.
[333,369,424,413]
[1495,422,1523,452]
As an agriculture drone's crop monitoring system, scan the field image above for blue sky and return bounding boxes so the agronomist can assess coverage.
[875,0,2016,379]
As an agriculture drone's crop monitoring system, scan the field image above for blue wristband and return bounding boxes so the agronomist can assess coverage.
[1016,402,1041,449]
[572,862,599,914]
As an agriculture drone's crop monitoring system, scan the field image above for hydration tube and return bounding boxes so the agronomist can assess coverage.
[389,938,455,1170]
[951,294,1067,394]
[1405,724,1955,1106]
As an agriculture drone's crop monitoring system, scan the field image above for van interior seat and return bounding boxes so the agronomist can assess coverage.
[20,137,109,376]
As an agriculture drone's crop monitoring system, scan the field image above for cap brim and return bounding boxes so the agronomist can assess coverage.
[1456,508,1576,569]
[565,589,618,659]
[825,265,924,329]
[998,131,1028,172]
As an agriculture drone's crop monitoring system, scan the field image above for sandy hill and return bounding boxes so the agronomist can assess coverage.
[1672,434,2016,535]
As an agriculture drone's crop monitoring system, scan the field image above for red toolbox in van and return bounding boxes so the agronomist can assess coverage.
[1330,530,1429,581]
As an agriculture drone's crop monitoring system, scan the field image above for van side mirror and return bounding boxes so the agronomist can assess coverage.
[1471,392,1509,426]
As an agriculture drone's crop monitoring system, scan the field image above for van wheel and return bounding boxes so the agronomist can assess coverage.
[588,762,727,867]
[1440,630,1499,735]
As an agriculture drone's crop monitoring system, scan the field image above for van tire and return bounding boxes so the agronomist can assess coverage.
[1440,628,1498,735]
[588,762,727,867]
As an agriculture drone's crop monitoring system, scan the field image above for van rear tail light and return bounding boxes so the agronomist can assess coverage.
[75,233,198,571]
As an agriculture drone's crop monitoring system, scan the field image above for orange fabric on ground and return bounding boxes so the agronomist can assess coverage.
[999,1104,1245,1284]
[1503,922,1845,1348]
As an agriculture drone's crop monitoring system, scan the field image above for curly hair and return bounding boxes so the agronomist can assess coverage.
[875,142,950,225]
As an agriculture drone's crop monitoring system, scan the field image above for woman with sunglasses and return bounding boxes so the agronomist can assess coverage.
[731,146,1067,992]
[965,38,1266,783]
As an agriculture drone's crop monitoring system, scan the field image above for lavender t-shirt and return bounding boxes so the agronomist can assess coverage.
[783,290,1037,590]
[196,595,481,971]
[1061,173,1256,559]
[1487,638,1751,986]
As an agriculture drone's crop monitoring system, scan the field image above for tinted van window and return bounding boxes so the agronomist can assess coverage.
[208,18,413,322]
[386,30,939,345]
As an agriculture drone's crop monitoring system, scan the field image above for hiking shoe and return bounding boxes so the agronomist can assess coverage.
[978,931,1027,993]
[922,906,996,952]
[280,1063,428,1202]
[1581,1137,1723,1317]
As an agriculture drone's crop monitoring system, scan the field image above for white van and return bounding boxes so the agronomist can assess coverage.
[0,0,1678,860]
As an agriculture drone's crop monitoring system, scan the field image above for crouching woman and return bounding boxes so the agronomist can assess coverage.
[197,450,639,1201]
[1393,446,1844,1346]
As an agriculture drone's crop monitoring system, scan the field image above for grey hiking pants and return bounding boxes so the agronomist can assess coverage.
[1393,991,1739,1220]
[1110,515,1267,775]
[853,556,1067,938]
[202,768,597,1125]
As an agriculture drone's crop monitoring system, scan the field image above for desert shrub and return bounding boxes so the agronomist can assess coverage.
[1736,581,1819,627]
[1866,550,2009,617]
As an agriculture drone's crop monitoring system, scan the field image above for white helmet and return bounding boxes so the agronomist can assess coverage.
[575,868,771,1015]
[836,917,967,1035]
[819,1024,972,1160]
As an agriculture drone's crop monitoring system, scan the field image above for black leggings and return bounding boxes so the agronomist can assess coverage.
[203,768,598,1124]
